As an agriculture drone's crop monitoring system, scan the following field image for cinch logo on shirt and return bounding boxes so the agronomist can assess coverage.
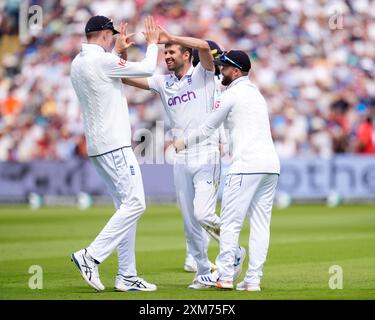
[168,91,197,106]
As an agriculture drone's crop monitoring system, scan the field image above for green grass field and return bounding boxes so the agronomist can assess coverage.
[0,204,374,300]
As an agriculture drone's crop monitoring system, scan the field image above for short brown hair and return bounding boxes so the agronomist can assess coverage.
[165,43,193,62]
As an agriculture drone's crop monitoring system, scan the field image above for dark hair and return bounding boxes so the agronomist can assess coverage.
[165,43,192,62]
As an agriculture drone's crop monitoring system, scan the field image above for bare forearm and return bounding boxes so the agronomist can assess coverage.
[122,78,150,90]
[169,36,210,50]
[171,36,214,70]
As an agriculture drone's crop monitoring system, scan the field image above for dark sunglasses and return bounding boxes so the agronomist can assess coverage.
[218,52,243,70]
[101,19,115,31]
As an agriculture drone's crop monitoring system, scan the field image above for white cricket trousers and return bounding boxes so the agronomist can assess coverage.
[174,153,221,275]
[217,173,278,284]
[86,147,145,277]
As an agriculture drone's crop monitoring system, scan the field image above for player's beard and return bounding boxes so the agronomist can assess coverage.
[221,74,233,86]
[166,59,183,72]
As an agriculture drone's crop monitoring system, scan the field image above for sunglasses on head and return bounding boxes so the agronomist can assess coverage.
[101,19,114,31]
[218,52,243,70]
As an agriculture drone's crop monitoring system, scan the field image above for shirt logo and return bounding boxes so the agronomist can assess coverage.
[215,100,221,109]
[166,80,174,88]
[118,59,126,67]
[168,91,197,106]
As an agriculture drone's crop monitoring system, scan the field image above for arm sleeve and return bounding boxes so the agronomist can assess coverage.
[103,44,158,78]
[219,123,228,144]
[184,92,233,147]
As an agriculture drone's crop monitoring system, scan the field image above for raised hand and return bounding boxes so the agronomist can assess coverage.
[114,22,136,55]
[157,25,172,44]
[143,16,160,44]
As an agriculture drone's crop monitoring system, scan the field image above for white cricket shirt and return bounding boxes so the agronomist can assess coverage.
[147,63,222,160]
[185,76,280,174]
[70,43,158,156]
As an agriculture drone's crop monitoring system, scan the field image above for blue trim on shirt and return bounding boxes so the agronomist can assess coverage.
[89,145,132,158]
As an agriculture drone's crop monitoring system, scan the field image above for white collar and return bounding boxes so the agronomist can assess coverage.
[170,64,194,82]
[81,43,106,53]
[227,76,249,89]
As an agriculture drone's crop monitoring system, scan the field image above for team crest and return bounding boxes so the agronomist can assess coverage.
[166,80,174,88]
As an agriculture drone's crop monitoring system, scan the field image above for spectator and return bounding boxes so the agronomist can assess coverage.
[355,115,375,153]
[0,0,375,161]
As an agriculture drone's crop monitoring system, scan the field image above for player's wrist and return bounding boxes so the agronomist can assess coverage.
[112,49,121,56]
[113,47,126,56]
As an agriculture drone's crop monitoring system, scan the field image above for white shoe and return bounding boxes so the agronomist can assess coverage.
[188,278,212,289]
[197,271,219,287]
[217,280,234,290]
[236,281,261,292]
[233,246,246,281]
[71,249,105,292]
[184,260,217,272]
[114,275,157,292]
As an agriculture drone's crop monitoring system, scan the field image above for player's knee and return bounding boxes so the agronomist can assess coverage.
[118,197,146,215]
[135,198,146,214]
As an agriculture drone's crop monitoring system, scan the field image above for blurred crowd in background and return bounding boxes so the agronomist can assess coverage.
[0,0,375,162]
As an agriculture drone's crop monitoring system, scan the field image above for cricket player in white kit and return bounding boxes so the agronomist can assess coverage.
[70,15,160,292]
[175,50,280,291]
[183,41,226,272]
[123,27,245,288]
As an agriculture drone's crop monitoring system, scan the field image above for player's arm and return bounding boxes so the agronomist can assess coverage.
[122,73,163,91]
[157,25,214,72]
[122,78,150,90]
[218,124,228,156]
[174,93,234,152]
[103,16,159,78]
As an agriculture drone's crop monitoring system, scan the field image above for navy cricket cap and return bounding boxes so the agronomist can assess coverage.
[192,40,223,67]
[214,50,251,72]
[85,15,119,35]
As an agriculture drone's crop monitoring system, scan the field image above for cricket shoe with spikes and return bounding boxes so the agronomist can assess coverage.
[71,248,105,292]
[188,278,212,289]
[236,281,261,292]
[114,275,157,292]
[217,280,234,290]
[196,270,219,287]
